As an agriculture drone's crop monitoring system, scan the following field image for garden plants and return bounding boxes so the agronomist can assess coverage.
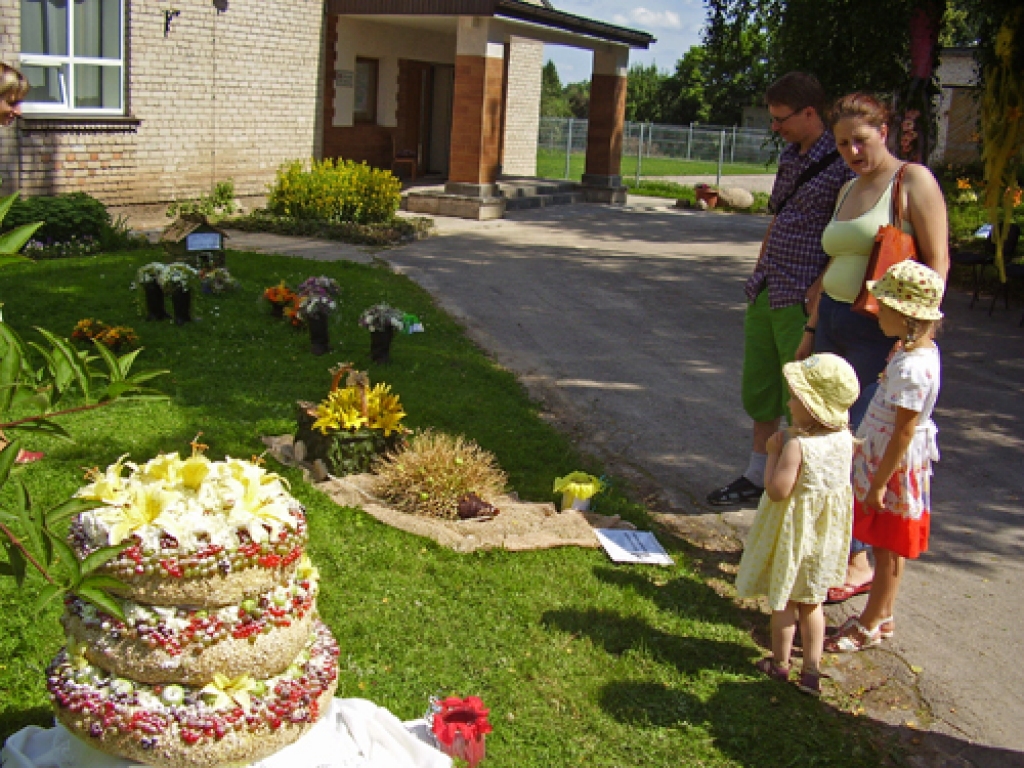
[359,303,404,364]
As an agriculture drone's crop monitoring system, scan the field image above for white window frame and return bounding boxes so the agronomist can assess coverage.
[19,0,126,116]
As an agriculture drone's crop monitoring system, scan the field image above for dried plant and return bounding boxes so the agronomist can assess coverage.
[372,430,507,520]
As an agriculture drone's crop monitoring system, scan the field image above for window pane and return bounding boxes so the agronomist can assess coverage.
[354,59,377,122]
[22,63,65,104]
[74,64,121,109]
[74,0,121,59]
[21,0,69,56]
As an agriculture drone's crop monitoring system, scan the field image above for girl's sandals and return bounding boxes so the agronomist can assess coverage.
[796,670,822,697]
[825,618,883,653]
[755,657,790,682]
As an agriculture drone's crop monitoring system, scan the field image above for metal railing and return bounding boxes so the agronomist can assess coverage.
[538,117,778,184]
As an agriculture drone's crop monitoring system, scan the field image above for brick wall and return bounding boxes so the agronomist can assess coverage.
[3,0,324,207]
[0,0,21,189]
[449,53,504,184]
[502,38,541,177]
[585,73,626,177]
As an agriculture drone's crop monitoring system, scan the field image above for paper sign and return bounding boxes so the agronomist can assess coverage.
[186,232,222,251]
[595,529,674,566]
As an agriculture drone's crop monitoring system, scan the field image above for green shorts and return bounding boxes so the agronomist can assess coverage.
[742,289,807,423]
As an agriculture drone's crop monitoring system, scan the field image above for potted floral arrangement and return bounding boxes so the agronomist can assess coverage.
[263,280,296,318]
[358,303,404,364]
[553,471,605,512]
[200,266,239,294]
[294,364,407,476]
[694,183,720,209]
[429,695,492,768]
[136,262,170,321]
[72,319,139,355]
[296,276,341,355]
[158,263,199,325]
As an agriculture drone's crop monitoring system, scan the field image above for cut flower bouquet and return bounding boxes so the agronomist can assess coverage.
[159,263,199,293]
[358,303,404,333]
[136,262,167,286]
[296,276,341,321]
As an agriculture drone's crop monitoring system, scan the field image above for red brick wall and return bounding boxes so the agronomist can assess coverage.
[585,73,626,177]
[449,54,504,184]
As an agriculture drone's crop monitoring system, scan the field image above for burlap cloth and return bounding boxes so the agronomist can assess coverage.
[262,435,634,552]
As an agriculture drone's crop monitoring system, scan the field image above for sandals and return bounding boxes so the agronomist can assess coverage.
[825,580,873,604]
[707,476,763,506]
[825,618,882,653]
[755,657,790,682]
[796,671,822,697]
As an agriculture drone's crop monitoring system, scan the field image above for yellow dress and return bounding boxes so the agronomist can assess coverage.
[735,430,854,611]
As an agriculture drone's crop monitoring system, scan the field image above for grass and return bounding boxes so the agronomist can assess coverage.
[0,250,891,766]
[536,149,776,182]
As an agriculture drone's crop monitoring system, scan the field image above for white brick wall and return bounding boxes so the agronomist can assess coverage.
[3,0,325,206]
[502,37,542,177]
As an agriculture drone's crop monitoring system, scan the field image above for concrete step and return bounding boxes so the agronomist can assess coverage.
[503,192,585,211]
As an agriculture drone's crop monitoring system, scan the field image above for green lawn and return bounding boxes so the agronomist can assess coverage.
[536,148,776,182]
[0,250,890,766]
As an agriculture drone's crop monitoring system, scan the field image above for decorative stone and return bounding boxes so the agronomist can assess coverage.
[718,187,755,209]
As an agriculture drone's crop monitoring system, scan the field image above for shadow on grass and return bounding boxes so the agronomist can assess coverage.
[0,707,53,742]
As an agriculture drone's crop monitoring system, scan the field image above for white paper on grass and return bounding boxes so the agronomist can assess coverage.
[595,529,673,566]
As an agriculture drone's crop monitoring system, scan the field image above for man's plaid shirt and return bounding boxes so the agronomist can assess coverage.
[745,131,855,308]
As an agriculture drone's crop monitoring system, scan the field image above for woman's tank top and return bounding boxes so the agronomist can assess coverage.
[821,171,915,304]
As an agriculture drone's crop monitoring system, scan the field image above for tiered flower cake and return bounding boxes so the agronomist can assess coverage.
[47,449,339,768]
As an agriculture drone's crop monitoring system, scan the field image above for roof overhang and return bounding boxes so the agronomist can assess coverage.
[326,0,655,49]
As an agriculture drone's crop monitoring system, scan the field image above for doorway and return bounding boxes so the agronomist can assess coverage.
[397,61,454,178]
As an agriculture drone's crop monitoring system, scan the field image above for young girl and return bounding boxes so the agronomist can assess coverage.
[735,353,860,696]
[827,260,943,652]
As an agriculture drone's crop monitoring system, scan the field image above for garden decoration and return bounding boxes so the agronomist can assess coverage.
[372,429,507,520]
[296,276,341,356]
[263,281,296,318]
[553,471,605,512]
[136,262,171,321]
[200,266,239,294]
[694,183,719,209]
[160,214,228,271]
[429,695,492,768]
[359,303,404,363]
[71,318,139,354]
[294,363,407,477]
[159,263,199,325]
[981,7,1024,282]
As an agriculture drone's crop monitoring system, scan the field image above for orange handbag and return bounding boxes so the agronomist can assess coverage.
[851,164,918,317]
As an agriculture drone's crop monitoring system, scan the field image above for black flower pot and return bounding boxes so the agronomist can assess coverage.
[170,289,192,325]
[308,313,330,356]
[369,328,394,364]
[270,303,285,319]
[143,282,170,321]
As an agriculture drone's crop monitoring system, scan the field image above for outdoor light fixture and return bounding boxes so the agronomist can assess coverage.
[164,9,181,36]
[213,0,229,12]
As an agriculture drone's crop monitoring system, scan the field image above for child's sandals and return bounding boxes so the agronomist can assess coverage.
[825,617,885,653]
[796,670,822,697]
[755,657,790,682]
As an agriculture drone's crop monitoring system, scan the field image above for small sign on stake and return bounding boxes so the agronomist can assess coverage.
[595,529,673,566]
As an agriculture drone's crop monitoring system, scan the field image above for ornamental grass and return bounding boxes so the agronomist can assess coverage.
[372,430,507,520]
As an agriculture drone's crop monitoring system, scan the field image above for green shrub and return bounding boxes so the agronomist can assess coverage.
[166,180,237,219]
[6,192,110,245]
[267,158,401,225]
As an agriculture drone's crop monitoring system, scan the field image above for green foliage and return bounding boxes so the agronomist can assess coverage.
[166,180,237,219]
[0,192,41,265]
[541,61,572,117]
[231,209,431,246]
[663,47,712,125]
[267,159,401,225]
[564,80,590,119]
[5,192,111,247]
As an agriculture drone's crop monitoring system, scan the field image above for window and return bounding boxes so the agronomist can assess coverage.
[19,0,125,114]
[353,58,378,123]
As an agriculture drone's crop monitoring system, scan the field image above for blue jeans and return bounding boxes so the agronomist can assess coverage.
[814,294,895,429]
[815,294,894,560]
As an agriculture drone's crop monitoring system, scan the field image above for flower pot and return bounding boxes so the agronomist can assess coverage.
[143,282,170,321]
[308,313,330,356]
[695,186,719,209]
[370,328,394,364]
[170,289,192,325]
[270,303,285,319]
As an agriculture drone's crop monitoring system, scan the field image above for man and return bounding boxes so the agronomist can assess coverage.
[707,72,854,505]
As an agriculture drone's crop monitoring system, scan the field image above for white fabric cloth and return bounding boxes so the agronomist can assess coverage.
[1,699,451,768]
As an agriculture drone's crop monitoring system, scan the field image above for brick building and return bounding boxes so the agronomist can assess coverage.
[0,0,652,213]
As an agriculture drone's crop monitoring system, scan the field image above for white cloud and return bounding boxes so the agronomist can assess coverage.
[613,7,682,29]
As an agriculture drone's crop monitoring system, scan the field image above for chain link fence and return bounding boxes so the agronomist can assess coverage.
[538,117,779,182]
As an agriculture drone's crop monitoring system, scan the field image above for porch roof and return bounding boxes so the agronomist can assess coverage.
[326,0,655,49]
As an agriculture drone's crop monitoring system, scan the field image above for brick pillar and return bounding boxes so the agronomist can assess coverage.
[446,18,505,197]
[582,46,629,203]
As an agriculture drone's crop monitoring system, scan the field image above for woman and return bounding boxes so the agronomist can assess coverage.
[0,62,42,464]
[797,92,949,597]
[1,62,28,126]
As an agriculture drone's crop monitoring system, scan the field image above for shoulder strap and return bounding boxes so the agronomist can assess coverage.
[890,163,909,227]
[774,149,841,216]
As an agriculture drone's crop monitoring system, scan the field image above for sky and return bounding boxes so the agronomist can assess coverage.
[542,1,706,84]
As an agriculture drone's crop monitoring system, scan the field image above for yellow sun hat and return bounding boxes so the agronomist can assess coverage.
[782,353,860,430]
[867,260,945,321]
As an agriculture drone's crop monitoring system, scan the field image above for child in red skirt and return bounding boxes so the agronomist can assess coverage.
[827,261,943,652]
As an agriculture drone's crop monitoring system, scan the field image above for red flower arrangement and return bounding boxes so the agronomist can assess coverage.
[431,696,492,768]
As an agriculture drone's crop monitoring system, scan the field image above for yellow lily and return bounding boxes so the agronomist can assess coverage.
[99,482,183,546]
[200,673,259,712]
[78,454,131,503]
[180,455,211,492]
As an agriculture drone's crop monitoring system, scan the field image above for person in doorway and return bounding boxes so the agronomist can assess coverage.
[800,92,949,601]
[707,72,853,506]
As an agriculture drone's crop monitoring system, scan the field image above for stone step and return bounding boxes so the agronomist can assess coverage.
[496,179,579,198]
[503,192,585,210]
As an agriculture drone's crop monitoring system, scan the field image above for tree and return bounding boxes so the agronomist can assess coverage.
[662,46,712,125]
[540,61,571,117]
[700,0,780,123]
[625,63,670,122]
[564,80,590,119]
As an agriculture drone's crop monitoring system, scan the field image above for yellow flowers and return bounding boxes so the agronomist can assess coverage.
[266,158,401,225]
[101,483,182,546]
[553,472,605,511]
[313,376,407,437]
[201,674,259,712]
[956,178,973,190]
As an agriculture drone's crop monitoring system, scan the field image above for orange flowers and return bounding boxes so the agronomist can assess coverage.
[263,281,296,306]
